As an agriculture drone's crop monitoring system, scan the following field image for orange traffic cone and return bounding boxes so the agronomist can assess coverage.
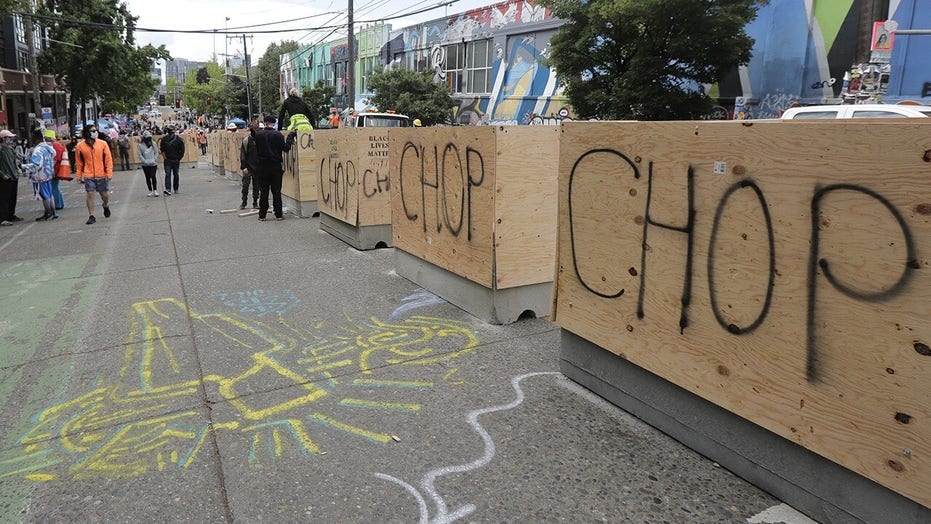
[56,153,73,181]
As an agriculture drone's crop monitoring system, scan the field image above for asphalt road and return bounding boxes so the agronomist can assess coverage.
[0,159,816,523]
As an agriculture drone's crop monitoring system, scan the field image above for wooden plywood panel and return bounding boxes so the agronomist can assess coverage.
[317,130,360,225]
[356,128,392,227]
[279,130,318,202]
[554,120,931,507]
[390,127,496,288]
[494,126,560,289]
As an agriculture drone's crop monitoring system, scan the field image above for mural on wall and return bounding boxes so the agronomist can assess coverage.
[378,0,566,125]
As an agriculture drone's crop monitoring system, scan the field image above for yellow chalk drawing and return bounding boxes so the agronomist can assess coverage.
[0,298,479,481]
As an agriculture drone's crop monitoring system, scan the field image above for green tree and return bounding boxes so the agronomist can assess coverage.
[255,41,299,119]
[183,63,226,117]
[37,0,170,127]
[302,80,336,127]
[542,0,766,120]
[366,69,456,125]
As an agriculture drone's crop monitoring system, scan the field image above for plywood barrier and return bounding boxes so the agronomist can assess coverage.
[554,120,931,508]
[317,128,393,248]
[281,130,319,217]
[390,126,559,323]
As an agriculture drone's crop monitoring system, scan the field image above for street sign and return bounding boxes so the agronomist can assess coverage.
[41,107,53,120]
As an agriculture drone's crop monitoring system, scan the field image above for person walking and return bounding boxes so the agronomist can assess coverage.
[239,121,260,210]
[0,129,22,226]
[117,131,131,171]
[137,130,159,197]
[74,124,114,225]
[159,124,185,195]
[276,87,313,131]
[197,130,208,155]
[254,115,295,221]
[22,129,59,221]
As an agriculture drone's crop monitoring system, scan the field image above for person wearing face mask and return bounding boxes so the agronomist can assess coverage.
[0,129,22,226]
[137,130,159,196]
[74,125,114,225]
[158,124,185,195]
[21,129,59,221]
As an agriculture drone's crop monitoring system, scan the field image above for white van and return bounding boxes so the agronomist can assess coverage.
[781,104,929,119]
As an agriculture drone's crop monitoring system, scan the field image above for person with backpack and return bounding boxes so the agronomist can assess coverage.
[117,131,131,171]
[159,124,185,195]
[239,121,261,210]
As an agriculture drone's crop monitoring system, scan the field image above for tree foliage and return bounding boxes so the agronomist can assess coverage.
[37,0,170,124]
[255,40,299,119]
[367,69,456,125]
[542,0,766,120]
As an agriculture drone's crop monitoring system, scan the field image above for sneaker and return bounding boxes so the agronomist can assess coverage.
[164,190,171,195]
[11,216,23,222]
[173,189,179,194]
[275,216,284,221]
[51,214,59,220]
[86,215,96,225]
[103,206,111,218]
[35,214,51,222]
[153,191,159,197]
[239,203,247,210]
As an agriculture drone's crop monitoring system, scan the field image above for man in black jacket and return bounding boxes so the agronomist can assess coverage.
[276,88,313,131]
[159,125,185,195]
[254,115,296,221]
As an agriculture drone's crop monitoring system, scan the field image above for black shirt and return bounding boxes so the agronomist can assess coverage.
[254,128,292,165]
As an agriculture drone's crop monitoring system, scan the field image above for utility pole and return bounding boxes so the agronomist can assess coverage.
[243,34,254,121]
[23,5,42,129]
[347,0,355,112]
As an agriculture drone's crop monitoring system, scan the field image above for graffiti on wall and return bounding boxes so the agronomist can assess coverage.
[0,298,480,481]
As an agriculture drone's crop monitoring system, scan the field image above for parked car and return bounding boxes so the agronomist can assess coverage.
[781,104,929,119]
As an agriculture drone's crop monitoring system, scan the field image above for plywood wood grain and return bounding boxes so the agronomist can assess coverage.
[390,127,496,288]
[494,126,559,289]
[554,120,931,507]
[281,130,318,203]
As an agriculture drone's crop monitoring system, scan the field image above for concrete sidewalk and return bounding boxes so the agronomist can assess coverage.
[0,160,813,522]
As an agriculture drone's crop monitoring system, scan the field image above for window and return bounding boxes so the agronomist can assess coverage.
[443,39,492,94]
[466,39,492,94]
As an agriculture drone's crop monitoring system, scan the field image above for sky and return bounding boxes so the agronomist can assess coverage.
[123,0,494,64]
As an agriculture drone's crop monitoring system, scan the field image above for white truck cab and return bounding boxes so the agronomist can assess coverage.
[345,111,411,128]
[781,104,929,119]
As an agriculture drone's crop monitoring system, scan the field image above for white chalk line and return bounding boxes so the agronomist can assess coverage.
[375,371,562,524]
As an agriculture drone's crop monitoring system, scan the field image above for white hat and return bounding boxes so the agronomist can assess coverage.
[257,122,265,129]
[226,122,238,130]
[0,129,15,138]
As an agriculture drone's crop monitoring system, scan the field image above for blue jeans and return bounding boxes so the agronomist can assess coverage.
[163,160,180,192]
[51,177,64,209]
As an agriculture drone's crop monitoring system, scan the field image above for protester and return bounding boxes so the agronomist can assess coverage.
[137,130,159,197]
[0,129,22,226]
[74,125,114,225]
[254,115,296,221]
[117,132,131,171]
[277,87,313,131]
[159,124,185,195]
[197,130,208,155]
[239,121,261,210]
[51,131,70,210]
[327,109,340,129]
[22,129,58,221]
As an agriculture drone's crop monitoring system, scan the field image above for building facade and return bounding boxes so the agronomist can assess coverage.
[279,0,929,123]
[0,10,66,133]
